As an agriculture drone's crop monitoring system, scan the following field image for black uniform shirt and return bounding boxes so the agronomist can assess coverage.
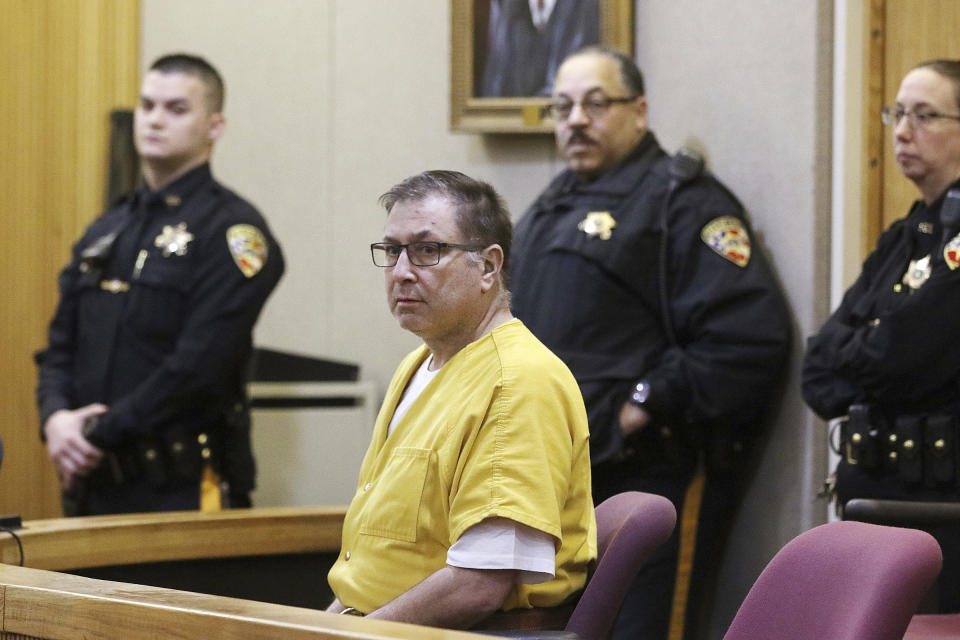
[36,164,284,463]
[511,132,791,463]
[803,180,960,420]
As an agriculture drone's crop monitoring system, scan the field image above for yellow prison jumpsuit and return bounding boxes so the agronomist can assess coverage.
[328,319,597,614]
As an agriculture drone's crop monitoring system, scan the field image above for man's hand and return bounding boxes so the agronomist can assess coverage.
[325,598,346,614]
[619,401,651,438]
[43,404,107,491]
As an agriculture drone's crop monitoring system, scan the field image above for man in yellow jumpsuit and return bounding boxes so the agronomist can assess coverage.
[327,170,597,629]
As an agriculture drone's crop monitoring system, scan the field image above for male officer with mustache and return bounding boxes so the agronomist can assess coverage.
[510,46,791,640]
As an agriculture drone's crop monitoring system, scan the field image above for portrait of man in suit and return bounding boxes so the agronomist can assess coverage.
[475,0,600,97]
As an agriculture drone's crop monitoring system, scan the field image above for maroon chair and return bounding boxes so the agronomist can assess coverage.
[722,521,942,640]
[480,491,676,640]
[843,498,960,640]
[564,491,677,639]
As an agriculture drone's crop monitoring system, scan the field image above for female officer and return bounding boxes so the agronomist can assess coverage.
[803,59,960,611]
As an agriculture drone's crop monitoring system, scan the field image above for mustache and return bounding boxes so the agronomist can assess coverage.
[567,130,595,145]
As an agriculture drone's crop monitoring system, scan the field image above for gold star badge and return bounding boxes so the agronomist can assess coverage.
[578,211,617,240]
[154,223,194,257]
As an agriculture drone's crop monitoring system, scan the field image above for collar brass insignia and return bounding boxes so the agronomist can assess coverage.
[902,254,932,289]
[155,222,194,257]
[578,211,617,240]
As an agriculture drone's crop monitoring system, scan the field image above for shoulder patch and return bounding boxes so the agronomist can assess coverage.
[700,216,751,267]
[226,224,268,278]
[945,233,960,271]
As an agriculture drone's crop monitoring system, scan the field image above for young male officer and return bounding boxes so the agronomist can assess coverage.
[36,53,284,515]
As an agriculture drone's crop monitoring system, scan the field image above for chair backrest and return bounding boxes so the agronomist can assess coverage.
[565,491,677,640]
[722,521,942,640]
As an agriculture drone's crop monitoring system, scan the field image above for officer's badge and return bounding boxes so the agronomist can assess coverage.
[154,223,194,257]
[578,211,617,240]
[902,254,932,288]
[945,235,960,271]
[227,224,268,278]
[701,216,751,267]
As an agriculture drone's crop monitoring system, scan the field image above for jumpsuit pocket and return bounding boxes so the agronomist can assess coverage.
[359,447,432,543]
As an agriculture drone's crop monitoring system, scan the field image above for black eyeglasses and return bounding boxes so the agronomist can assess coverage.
[544,94,637,121]
[881,106,960,128]
[370,241,487,267]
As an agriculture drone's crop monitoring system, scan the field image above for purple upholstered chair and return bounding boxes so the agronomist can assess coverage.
[564,491,677,640]
[480,491,676,640]
[843,498,960,640]
[722,521,942,640]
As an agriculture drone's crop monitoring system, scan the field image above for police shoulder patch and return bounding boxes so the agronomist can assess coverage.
[226,224,268,278]
[945,233,960,271]
[701,216,751,267]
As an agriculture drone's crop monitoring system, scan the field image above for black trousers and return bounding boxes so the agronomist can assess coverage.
[64,478,251,516]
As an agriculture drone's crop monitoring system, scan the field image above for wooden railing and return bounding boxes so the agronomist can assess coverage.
[0,563,483,640]
[0,506,346,570]
[0,507,490,639]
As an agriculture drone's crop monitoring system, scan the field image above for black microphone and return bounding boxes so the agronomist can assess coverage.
[669,147,705,190]
[940,189,960,247]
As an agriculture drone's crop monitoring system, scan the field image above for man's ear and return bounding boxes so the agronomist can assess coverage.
[632,95,648,133]
[208,112,226,144]
[479,245,504,291]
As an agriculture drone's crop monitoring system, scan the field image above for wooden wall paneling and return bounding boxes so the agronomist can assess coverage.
[861,0,885,258]
[0,0,139,519]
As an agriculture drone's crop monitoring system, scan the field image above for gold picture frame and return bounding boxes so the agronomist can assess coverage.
[450,0,634,134]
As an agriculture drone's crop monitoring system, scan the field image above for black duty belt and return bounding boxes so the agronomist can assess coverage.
[837,403,959,488]
[91,431,212,489]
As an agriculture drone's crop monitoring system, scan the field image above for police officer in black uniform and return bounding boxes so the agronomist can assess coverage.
[36,54,284,516]
[804,59,960,612]
[510,47,792,640]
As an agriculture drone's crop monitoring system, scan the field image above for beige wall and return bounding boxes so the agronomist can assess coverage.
[632,2,833,632]
[142,1,830,635]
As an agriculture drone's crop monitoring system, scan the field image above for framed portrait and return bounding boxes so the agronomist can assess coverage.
[451,0,634,134]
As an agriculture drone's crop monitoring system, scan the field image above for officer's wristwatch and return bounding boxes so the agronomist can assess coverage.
[629,381,651,407]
